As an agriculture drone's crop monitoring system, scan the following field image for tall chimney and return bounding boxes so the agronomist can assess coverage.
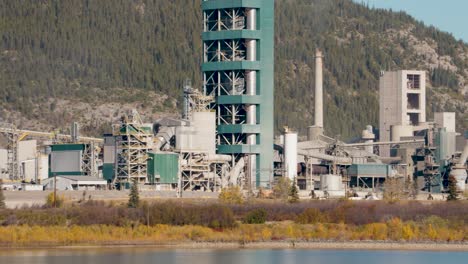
[314,49,323,128]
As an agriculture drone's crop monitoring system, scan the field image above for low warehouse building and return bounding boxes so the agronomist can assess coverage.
[43,176,107,191]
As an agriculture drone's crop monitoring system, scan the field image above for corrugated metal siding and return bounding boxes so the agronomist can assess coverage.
[348,164,391,177]
[147,153,179,184]
[103,163,114,181]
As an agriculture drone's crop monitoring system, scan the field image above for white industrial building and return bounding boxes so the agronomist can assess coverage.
[0,149,7,179]
[43,176,107,191]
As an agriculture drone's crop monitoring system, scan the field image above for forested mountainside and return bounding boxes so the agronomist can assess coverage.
[0,0,467,139]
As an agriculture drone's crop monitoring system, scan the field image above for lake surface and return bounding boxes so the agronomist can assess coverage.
[0,248,466,264]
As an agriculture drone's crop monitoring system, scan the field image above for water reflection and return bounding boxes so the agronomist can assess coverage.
[0,248,466,264]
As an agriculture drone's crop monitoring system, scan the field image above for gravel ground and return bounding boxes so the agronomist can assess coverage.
[4,190,218,208]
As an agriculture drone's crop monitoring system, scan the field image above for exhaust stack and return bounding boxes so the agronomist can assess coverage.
[314,49,323,128]
[308,49,324,141]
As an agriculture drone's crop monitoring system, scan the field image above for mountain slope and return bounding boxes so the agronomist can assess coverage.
[0,0,467,139]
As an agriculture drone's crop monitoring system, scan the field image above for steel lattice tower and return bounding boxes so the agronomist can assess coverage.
[202,0,274,188]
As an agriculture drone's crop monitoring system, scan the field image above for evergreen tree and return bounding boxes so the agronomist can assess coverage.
[0,0,466,138]
[447,175,459,201]
[0,180,5,209]
[289,179,299,203]
[128,180,140,208]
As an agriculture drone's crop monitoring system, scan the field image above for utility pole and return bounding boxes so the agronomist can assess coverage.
[177,155,182,198]
[53,173,57,208]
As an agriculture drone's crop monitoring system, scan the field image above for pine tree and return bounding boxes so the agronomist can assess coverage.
[289,178,300,203]
[447,175,459,201]
[128,179,140,208]
[0,180,5,209]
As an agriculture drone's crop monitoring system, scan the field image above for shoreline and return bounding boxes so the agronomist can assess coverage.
[2,241,468,252]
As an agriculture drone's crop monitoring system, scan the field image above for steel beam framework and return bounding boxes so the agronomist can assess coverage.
[113,110,152,183]
[202,0,275,188]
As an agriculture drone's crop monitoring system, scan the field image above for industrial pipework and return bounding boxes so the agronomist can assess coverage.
[450,137,468,191]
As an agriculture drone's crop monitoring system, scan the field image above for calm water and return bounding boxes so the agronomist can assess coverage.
[0,248,466,264]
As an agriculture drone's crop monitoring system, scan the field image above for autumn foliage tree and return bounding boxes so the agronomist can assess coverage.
[219,186,244,204]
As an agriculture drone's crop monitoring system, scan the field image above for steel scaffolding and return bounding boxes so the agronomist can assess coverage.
[202,0,275,188]
[113,110,153,183]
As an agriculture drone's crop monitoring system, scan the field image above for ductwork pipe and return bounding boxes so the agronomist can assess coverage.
[298,149,352,164]
[203,154,232,162]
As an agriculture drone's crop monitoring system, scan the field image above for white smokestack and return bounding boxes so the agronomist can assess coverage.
[314,49,323,128]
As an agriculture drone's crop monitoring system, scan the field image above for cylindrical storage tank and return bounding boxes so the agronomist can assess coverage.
[279,135,284,145]
[362,126,375,154]
[284,132,298,180]
[320,174,342,191]
[391,125,413,142]
[449,169,466,192]
[450,138,468,192]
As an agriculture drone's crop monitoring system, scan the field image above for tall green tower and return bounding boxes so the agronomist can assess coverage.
[202,0,274,188]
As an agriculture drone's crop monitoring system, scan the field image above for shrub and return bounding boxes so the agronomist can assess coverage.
[243,209,267,224]
[45,192,64,208]
[272,177,290,200]
[147,202,236,228]
[383,177,406,202]
[296,208,327,224]
[219,186,244,204]
[256,187,268,199]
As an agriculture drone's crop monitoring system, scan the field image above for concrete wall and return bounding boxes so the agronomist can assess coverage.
[21,159,36,182]
[379,70,426,156]
[38,154,49,181]
[0,149,7,179]
[0,149,7,170]
[192,112,216,154]
[18,140,37,162]
[434,112,456,133]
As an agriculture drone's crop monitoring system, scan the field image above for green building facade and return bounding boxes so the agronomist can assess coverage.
[147,152,179,184]
[202,0,274,188]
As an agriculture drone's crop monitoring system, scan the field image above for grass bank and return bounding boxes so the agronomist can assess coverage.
[0,200,467,248]
[0,220,466,248]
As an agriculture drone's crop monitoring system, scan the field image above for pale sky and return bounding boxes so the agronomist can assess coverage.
[353,0,467,42]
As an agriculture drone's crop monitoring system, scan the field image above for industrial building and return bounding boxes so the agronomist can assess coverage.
[43,176,107,191]
[202,0,275,188]
[379,70,426,157]
[0,0,466,199]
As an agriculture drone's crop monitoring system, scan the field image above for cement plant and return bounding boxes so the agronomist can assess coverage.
[0,0,467,203]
